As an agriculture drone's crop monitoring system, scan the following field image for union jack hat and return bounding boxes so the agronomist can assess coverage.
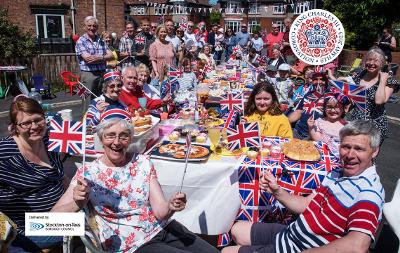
[103,70,121,82]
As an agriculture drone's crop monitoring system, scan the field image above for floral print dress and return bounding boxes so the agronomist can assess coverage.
[73,154,168,252]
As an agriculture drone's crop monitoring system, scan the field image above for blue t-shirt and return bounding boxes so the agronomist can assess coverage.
[236,32,250,47]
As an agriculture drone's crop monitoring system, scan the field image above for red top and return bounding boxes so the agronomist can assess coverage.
[265,32,284,58]
[119,87,162,111]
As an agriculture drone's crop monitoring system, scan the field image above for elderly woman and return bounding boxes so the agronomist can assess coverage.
[149,25,175,80]
[267,47,287,69]
[198,44,216,69]
[52,118,218,253]
[137,63,160,99]
[347,47,399,145]
[86,69,128,129]
[0,97,65,252]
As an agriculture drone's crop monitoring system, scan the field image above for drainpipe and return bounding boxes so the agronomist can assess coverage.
[71,0,76,34]
[93,0,97,18]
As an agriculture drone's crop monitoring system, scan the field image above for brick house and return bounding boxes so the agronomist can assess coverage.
[0,0,210,53]
[218,0,323,34]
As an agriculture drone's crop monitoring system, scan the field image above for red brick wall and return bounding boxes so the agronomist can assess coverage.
[339,49,400,79]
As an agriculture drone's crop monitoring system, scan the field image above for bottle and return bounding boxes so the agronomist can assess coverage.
[28,88,42,105]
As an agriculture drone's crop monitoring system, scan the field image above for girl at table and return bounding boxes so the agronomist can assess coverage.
[244,82,293,138]
[307,92,350,153]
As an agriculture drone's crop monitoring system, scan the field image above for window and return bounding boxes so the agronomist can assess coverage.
[226,2,239,14]
[248,20,260,34]
[249,3,259,14]
[172,5,188,14]
[154,6,167,15]
[130,6,145,15]
[273,20,284,32]
[35,14,65,38]
[272,4,285,14]
[225,21,240,33]
[294,2,310,14]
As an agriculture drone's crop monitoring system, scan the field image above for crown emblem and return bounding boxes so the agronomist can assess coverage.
[304,24,329,48]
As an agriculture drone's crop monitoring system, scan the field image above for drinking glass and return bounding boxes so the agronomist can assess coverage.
[208,127,222,154]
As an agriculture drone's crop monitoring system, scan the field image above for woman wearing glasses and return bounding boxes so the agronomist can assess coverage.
[86,69,128,130]
[0,96,66,252]
[53,118,219,253]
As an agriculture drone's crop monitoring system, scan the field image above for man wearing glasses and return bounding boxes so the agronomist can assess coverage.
[265,23,284,58]
[184,21,201,48]
[235,24,251,50]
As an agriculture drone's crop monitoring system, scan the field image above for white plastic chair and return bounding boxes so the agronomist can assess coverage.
[383,179,400,253]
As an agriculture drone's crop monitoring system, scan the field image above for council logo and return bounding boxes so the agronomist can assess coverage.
[289,9,345,65]
[30,222,45,231]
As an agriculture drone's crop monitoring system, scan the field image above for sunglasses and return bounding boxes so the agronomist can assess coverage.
[108,83,123,89]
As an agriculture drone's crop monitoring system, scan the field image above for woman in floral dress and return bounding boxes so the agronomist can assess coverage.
[347,47,399,145]
[53,118,218,253]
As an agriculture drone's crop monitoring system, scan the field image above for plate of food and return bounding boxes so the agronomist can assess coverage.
[132,114,159,137]
[149,141,211,162]
[282,139,321,161]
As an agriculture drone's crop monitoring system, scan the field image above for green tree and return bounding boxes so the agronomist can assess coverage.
[208,12,222,26]
[323,0,400,50]
[0,8,36,64]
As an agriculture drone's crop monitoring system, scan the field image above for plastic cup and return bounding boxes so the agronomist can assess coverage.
[58,109,72,121]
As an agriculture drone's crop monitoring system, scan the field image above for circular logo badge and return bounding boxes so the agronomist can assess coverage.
[289,9,345,65]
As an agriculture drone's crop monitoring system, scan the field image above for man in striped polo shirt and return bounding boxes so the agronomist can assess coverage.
[223,120,384,253]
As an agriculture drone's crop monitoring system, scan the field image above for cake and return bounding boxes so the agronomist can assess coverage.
[195,133,207,143]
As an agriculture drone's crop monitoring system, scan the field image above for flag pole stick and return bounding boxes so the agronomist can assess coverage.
[179,137,191,193]
[78,81,98,98]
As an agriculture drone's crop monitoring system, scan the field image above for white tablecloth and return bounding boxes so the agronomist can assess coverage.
[152,156,240,235]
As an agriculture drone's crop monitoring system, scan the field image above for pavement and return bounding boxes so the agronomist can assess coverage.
[0,91,399,252]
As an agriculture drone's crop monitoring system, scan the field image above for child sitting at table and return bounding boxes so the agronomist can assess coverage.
[244,82,293,139]
[307,92,350,156]
[177,58,198,93]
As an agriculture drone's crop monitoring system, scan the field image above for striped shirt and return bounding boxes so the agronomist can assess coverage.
[275,166,384,252]
[76,34,108,72]
[0,136,65,234]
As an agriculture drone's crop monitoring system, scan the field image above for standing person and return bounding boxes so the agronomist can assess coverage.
[0,97,66,252]
[150,22,158,36]
[281,17,297,65]
[165,19,182,58]
[377,27,397,63]
[132,18,155,68]
[265,23,284,59]
[119,22,136,67]
[347,47,399,145]
[208,24,218,50]
[250,31,264,54]
[184,21,199,47]
[214,28,225,65]
[101,31,119,69]
[149,25,175,80]
[235,24,251,50]
[196,21,208,47]
[224,28,238,62]
[222,120,385,253]
[75,16,113,97]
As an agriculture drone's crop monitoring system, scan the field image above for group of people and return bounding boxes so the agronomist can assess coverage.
[0,14,399,253]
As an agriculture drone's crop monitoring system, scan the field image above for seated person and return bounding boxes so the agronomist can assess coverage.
[136,63,160,99]
[177,58,198,93]
[289,75,309,107]
[86,70,127,129]
[244,47,260,65]
[119,66,173,112]
[257,65,277,83]
[288,72,331,139]
[198,44,216,69]
[0,97,66,252]
[52,118,219,253]
[222,120,384,253]
[274,64,293,107]
[267,47,287,69]
[244,82,293,139]
[308,92,350,156]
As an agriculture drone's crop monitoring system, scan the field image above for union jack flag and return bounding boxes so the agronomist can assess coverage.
[179,17,188,30]
[226,122,260,151]
[302,97,324,115]
[135,35,146,44]
[329,80,366,111]
[74,83,91,99]
[169,66,183,78]
[99,107,132,123]
[217,233,232,247]
[233,45,242,54]
[222,110,239,129]
[204,64,213,73]
[48,119,83,155]
[220,93,244,113]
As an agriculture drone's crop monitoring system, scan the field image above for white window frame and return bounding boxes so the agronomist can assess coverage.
[225,21,240,33]
[272,4,285,14]
[294,2,310,14]
[249,3,259,14]
[248,20,260,34]
[226,2,239,14]
[130,6,145,15]
[154,6,167,15]
[172,5,188,14]
[273,20,285,32]
[35,14,65,38]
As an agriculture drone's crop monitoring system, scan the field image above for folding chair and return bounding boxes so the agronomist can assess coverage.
[30,74,52,99]
[383,179,400,253]
[60,71,80,96]
[337,57,363,77]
